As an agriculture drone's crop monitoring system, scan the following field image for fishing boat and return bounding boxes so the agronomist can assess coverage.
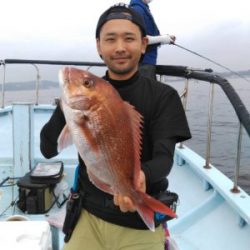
[0,58,249,250]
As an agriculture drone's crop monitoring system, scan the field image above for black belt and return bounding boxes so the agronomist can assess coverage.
[80,189,179,226]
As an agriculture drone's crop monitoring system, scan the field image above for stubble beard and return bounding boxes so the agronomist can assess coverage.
[108,57,138,76]
[109,65,135,75]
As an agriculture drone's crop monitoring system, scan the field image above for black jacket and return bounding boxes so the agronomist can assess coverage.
[40,71,191,229]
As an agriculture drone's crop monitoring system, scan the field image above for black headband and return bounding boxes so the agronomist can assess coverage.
[96,3,147,38]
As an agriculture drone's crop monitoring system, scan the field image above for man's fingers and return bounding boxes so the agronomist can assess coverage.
[113,195,136,212]
[122,196,134,212]
[113,194,118,206]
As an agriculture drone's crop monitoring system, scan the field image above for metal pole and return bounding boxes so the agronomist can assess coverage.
[231,122,243,193]
[32,64,41,105]
[1,64,6,108]
[204,83,215,169]
[179,78,189,149]
[12,103,34,176]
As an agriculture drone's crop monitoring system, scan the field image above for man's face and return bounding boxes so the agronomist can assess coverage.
[96,19,148,80]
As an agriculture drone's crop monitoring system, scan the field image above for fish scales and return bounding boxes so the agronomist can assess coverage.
[58,67,176,231]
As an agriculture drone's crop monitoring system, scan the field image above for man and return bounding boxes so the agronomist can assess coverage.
[129,0,175,79]
[40,3,191,250]
[130,0,160,79]
[130,0,160,66]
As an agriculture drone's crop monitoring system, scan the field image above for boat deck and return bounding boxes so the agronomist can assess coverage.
[1,105,250,250]
[169,149,250,250]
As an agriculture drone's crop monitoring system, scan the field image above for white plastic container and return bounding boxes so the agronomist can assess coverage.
[0,221,52,250]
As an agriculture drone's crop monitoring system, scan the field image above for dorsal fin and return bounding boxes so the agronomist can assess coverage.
[124,102,143,189]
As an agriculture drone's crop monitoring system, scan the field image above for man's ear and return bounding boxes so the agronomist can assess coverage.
[141,36,149,54]
[96,38,102,58]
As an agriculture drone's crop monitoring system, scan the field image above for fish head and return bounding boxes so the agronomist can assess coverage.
[59,67,107,111]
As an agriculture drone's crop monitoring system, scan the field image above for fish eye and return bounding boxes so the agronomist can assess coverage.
[82,78,94,88]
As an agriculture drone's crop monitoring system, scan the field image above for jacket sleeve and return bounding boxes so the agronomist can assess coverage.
[142,138,176,193]
[40,104,66,158]
[142,87,191,192]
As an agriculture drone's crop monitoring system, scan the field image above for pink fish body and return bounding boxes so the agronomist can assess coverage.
[58,67,176,231]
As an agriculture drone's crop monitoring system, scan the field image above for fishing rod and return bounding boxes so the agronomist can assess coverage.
[147,35,250,83]
[173,42,250,83]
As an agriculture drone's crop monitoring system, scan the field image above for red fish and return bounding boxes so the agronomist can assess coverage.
[58,67,176,231]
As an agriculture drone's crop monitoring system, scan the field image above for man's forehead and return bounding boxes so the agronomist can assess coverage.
[100,19,141,35]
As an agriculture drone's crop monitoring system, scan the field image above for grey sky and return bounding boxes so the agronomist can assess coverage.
[0,0,249,81]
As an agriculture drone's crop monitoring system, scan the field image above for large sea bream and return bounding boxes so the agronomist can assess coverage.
[58,67,176,231]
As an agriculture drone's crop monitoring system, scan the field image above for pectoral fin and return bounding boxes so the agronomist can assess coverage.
[57,125,73,152]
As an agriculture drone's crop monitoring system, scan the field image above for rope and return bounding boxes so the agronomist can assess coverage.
[173,43,250,83]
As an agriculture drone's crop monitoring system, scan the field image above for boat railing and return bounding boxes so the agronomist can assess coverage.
[0,59,106,107]
[1,59,250,193]
[156,65,250,193]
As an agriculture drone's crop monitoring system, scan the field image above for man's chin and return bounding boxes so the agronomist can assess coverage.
[110,66,132,75]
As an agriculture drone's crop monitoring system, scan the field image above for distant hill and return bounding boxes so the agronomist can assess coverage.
[220,69,250,78]
[0,80,59,91]
[1,69,249,91]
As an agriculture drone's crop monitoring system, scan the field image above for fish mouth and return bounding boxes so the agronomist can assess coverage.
[58,69,65,87]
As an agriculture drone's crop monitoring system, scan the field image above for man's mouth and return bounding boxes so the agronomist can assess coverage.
[113,57,128,60]
[112,57,130,64]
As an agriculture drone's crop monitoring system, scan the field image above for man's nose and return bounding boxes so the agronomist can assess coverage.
[115,39,126,52]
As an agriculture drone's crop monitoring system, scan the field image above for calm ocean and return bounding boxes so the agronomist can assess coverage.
[2,76,250,193]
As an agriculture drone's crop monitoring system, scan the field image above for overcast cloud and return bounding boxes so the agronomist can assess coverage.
[0,0,249,81]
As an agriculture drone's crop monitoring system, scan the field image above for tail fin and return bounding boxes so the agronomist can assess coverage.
[136,191,177,232]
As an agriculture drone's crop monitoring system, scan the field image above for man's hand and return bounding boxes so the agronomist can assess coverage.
[169,35,176,44]
[113,170,146,212]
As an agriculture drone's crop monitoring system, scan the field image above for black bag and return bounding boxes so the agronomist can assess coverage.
[153,191,179,223]
[62,190,82,242]
[17,161,64,214]
[30,161,64,184]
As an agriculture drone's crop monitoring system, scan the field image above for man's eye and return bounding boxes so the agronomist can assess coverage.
[126,37,134,42]
[106,38,115,42]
